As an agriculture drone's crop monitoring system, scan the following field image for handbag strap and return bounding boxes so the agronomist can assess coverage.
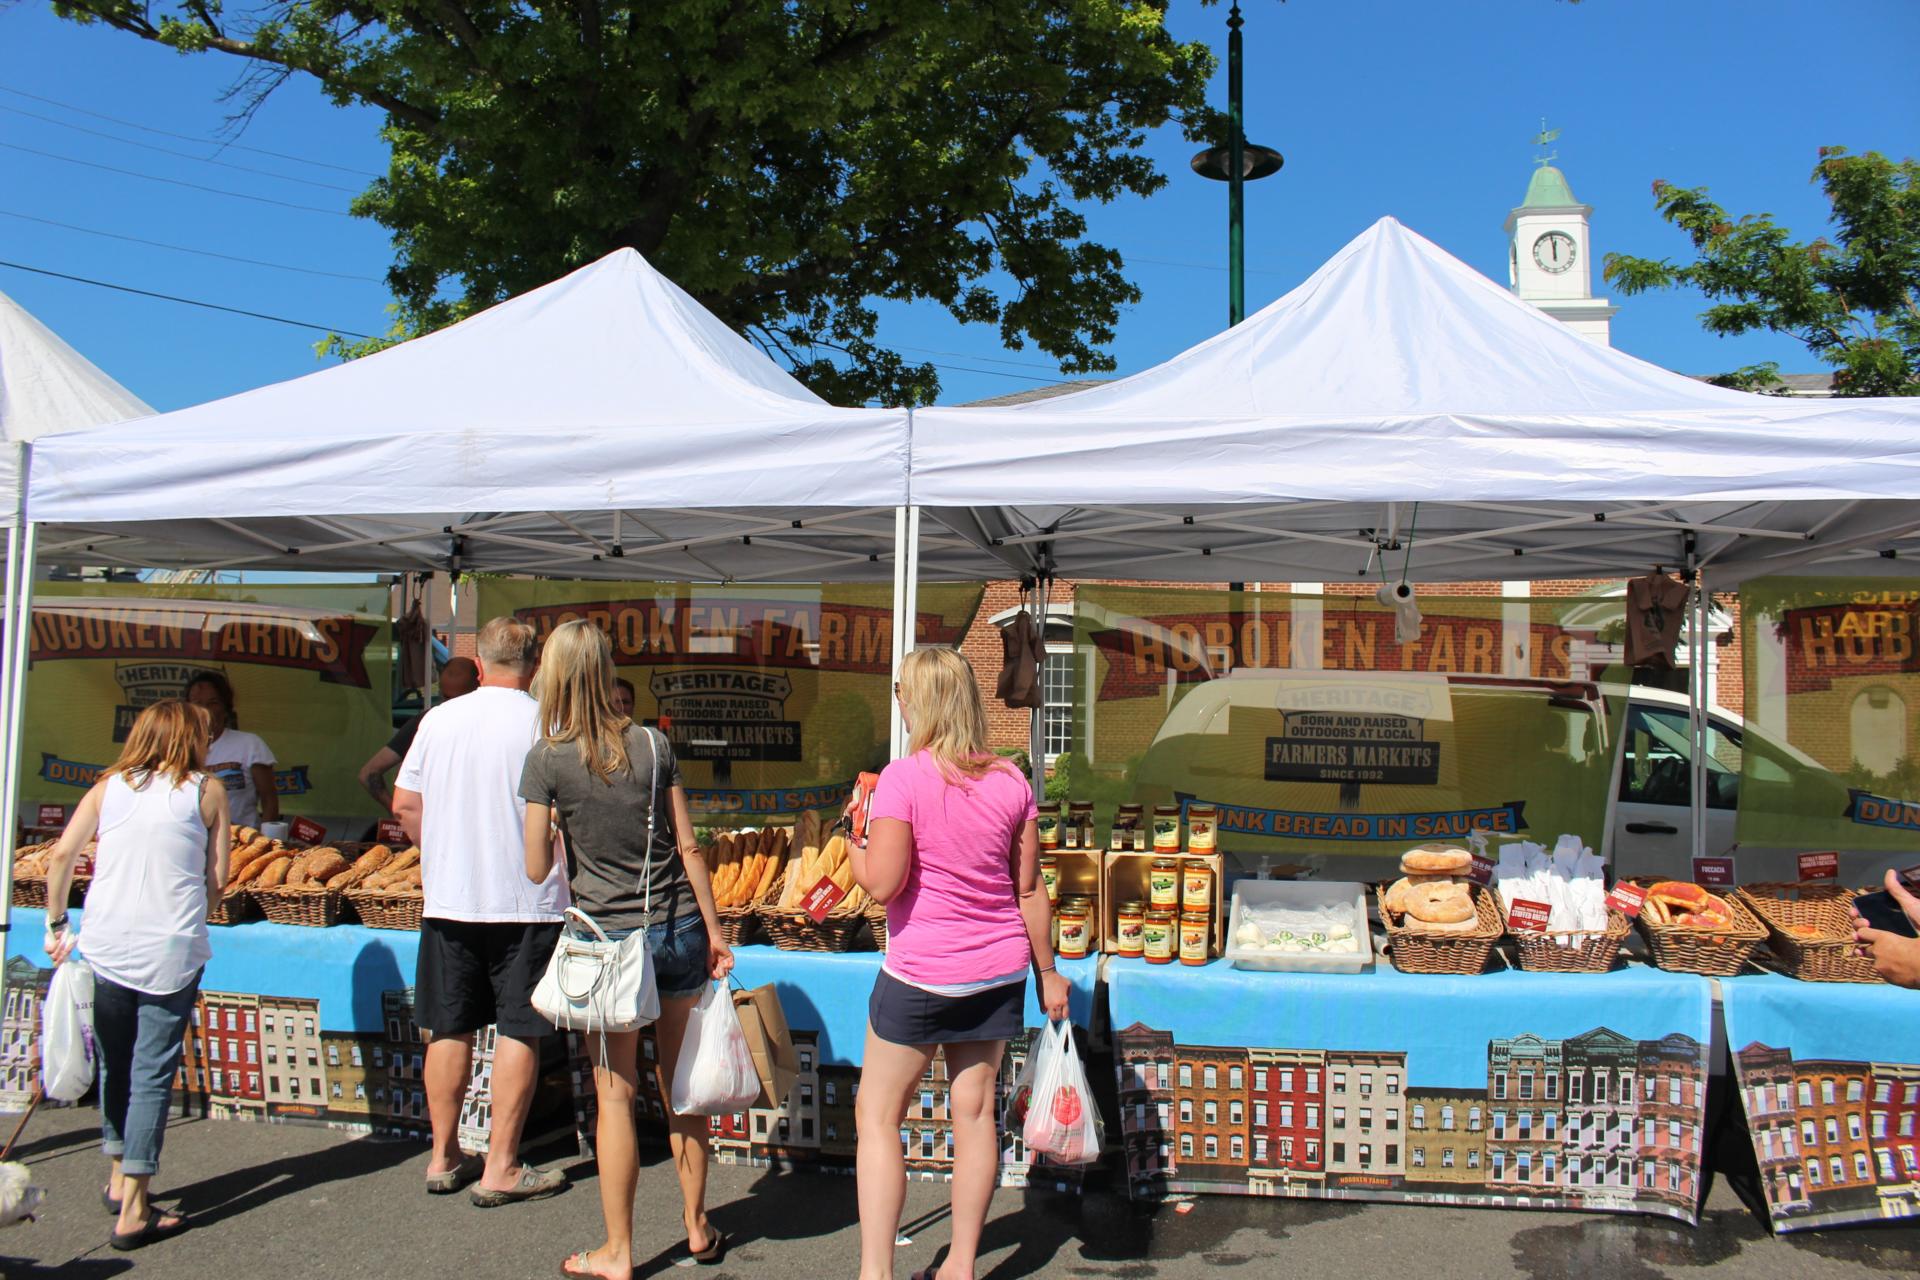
[562,906,611,943]
[639,725,658,919]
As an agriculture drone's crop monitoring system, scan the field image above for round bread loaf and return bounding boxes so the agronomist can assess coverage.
[302,849,351,885]
[1383,873,1454,915]
[1400,845,1472,875]
[1404,880,1475,924]
[1405,914,1483,935]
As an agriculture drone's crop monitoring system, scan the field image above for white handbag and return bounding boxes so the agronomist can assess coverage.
[531,727,665,1034]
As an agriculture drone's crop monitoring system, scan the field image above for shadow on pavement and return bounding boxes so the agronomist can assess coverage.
[158,1130,423,1229]
[0,1254,132,1278]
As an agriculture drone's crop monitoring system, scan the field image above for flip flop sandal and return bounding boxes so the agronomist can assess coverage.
[102,1187,121,1215]
[109,1211,190,1252]
[469,1163,567,1207]
[426,1153,486,1195]
[687,1230,728,1266]
[559,1250,624,1279]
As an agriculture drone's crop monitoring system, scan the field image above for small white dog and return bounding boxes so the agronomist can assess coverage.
[0,1161,46,1227]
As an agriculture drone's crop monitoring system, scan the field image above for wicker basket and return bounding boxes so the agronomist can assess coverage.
[251,885,344,928]
[10,875,48,910]
[1736,883,1883,984]
[1502,904,1632,973]
[1378,883,1504,975]
[756,864,881,952]
[345,886,425,931]
[1630,880,1768,976]
[207,889,257,926]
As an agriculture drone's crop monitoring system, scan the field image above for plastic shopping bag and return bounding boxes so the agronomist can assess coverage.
[1020,1019,1103,1165]
[669,982,762,1116]
[41,959,97,1103]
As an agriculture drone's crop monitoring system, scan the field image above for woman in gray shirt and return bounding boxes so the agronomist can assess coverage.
[521,621,733,1278]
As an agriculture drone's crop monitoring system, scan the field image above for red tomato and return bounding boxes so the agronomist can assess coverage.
[1051,1085,1083,1127]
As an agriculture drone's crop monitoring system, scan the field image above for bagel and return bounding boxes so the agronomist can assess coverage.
[1384,873,1455,915]
[1404,881,1475,925]
[1400,845,1472,875]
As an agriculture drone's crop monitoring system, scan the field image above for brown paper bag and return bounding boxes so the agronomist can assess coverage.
[732,982,797,1110]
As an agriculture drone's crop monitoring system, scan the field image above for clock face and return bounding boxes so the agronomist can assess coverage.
[1533,231,1577,274]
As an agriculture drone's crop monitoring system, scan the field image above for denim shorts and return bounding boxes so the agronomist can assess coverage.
[607,914,710,1001]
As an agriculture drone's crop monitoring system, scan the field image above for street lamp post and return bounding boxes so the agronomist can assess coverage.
[1191,1,1283,327]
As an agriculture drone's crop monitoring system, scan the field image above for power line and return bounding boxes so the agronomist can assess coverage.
[888,342,1062,372]
[0,82,381,179]
[0,209,385,282]
[0,141,353,217]
[0,103,362,194]
[0,259,374,338]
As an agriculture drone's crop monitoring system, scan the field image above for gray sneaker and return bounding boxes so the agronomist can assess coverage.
[467,1163,566,1207]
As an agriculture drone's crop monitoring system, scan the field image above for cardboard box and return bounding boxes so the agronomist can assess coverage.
[1101,850,1225,957]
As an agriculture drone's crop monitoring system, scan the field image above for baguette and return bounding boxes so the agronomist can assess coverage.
[227,851,281,890]
[753,841,784,901]
[256,856,294,889]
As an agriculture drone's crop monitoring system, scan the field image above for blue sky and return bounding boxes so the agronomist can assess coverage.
[1,1,1916,413]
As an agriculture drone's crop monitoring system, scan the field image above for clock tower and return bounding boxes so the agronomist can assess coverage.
[1505,147,1616,346]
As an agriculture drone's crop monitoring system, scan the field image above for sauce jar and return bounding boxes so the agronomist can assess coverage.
[1179,910,1211,966]
[1115,899,1146,957]
[1055,899,1091,959]
[1187,804,1219,852]
[1036,803,1061,851]
[1038,855,1060,905]
[1069,802,1095,849]
[1181,860,1214,913]
[1152,804,1182,852]
[1112,803,1143,851]
[1143,910,1176,964]
[1148,857,1181,909]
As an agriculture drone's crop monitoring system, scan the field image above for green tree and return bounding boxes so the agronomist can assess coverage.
[1604,148,1920,396]
[51,0,1217,405]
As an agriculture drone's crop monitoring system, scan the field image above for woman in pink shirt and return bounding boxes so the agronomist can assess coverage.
[851,647,1068,1280]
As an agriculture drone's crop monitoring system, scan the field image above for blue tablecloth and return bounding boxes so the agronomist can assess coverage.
[1105,955,1714,1223]
[1720,971,1920,1233]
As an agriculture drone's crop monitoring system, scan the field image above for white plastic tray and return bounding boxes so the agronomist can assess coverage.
[1227,879,1374,973]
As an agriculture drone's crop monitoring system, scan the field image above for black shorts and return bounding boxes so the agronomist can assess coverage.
[868,968,1026,1048]
[416,918,562,1039]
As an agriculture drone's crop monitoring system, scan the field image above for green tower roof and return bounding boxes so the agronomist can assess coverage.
[1521,164,1579,208]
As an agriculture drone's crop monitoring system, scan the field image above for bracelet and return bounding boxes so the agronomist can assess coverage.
[45,915,68,931]
[1036,964,1055,975]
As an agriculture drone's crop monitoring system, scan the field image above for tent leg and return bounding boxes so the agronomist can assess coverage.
[0,524,17,839]
[1688,572,1708,861]
[0,521,39,935]
[888,507,909,758]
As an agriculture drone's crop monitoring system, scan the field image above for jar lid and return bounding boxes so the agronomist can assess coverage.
[1151,857,1179,868]
[1118,899,1146,912]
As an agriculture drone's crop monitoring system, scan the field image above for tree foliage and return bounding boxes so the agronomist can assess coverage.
[53,0,1218,404]
[1604,148,1920,397]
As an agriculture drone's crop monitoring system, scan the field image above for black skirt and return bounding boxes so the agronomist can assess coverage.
[868,968,1026,1047]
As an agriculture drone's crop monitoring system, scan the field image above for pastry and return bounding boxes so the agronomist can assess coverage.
[1400,845,1472,875]
[1404,881,1475,924]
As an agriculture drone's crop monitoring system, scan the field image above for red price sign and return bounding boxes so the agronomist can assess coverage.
[1467,853,1496,886]
[1507,898,1554,933]
[1692,856,1736,889]
[35,804,67,829]
[801,875,848,923]
[1604,881,1649,920]
[290,817,326,846]
[1797,851,1839,882]
[377,819,409,846]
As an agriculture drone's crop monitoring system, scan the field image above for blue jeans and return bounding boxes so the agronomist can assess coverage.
[606,916,710,1001]
[93,971,201,1177]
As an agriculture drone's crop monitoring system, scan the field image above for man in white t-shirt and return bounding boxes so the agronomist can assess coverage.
[394,617,568,1206]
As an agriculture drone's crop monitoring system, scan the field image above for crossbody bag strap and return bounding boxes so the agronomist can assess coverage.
[640,725,658,918]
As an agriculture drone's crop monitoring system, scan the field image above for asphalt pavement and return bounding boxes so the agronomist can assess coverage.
[3,1103,1919,1279]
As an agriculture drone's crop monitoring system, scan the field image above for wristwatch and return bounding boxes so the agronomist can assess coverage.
[44,913,69,932]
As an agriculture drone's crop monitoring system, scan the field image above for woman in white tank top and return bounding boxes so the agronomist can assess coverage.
[43,698,232,1251]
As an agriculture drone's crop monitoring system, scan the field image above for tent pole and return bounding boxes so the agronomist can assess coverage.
[0,523,17,834]
[0,520,38,935]
[1688,568,1708,862]
[888,506,909,758]
[1029,575,1050,804]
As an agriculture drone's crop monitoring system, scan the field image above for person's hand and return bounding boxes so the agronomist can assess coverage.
[43,924,76,966]
[1853,925,1920,989]
[1040,969,1070,1022]
[708,933,735,981]
[1884,868,1920,931]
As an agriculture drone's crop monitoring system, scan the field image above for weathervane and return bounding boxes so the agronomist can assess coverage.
[1532,118,1560,168]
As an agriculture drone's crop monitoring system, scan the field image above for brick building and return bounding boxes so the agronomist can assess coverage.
[321,1029,382,1128]
[380,988,428,1134]
[1737,1043,1809,1215]
[1173,1045,1252,1183]
[0,957,51,1112]
[1635,1033,1705,1211]
[1324,1050,1407,1190]
[1792,1058,1876,1215]
[1116,1023,1176,1190]
[1562,1027,1639,1201]
[1870,1062,1920,1216]
[199,991,266,1120]
[750,1030,821,1163]
[1403,1087,1487,1190]
[261,995,325,1121]
[818,1062,860,1162]
[1487,1033,1564,1195]
[1247,1048,1327,1194]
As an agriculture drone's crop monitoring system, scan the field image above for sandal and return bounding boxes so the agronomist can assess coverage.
[559,1249,627,1279]
[687,1230,728,1265]
[102,1187,121,1215]
[109,1209,190,1252]
[469,1163,567,1207]
[425,1153,485,1195]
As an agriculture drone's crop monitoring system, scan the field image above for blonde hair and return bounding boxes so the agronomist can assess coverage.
[532,620,632,781]
[109,699,209,790]
[898,647,1009,783]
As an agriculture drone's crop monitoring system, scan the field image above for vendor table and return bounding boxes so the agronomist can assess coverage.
[0,910,1099,1188]
[1105,955,1715,1224]
[1720,971,1920,1233]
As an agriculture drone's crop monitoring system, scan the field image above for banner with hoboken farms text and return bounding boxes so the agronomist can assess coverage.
[1736,578,1920,860]
[1070,585,1628,861]
[478,580,985,818]
[19,582,394,831]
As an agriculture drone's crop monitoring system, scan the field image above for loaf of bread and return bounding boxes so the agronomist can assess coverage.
[256,856,294,888]
[301,849,350,886]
